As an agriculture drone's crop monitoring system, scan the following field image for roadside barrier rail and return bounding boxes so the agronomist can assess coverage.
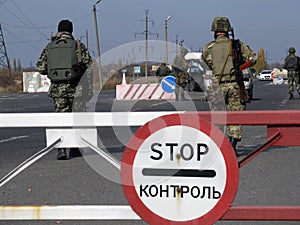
[0,110,299,222]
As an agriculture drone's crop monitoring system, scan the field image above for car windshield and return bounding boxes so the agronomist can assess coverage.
[190,67,201,73]
[262,71,271,74]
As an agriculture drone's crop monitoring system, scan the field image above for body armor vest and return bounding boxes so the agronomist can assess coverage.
[286,55,299,71]
[211,39,234,76]
[47,38,78,81]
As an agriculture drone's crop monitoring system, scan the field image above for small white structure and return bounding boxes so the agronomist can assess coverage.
[23,72,51,93]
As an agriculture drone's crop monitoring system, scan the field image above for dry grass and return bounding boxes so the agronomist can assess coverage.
[0,72,23,93]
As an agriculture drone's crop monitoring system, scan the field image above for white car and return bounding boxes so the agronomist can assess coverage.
[185,52,212,92]
[259,70,273,81]
[184,53,254,100]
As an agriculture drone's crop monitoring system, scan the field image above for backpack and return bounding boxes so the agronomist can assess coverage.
[157,65,170,76]
[47,38,79,81]
[285,55,299,71]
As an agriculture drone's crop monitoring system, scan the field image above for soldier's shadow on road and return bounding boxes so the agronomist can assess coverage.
[79,146,125,156]
[246,97,261,102]
[237,145,287,158]
[237,145,258,157]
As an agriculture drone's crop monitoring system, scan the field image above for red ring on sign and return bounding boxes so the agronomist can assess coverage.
[121,113,239,225]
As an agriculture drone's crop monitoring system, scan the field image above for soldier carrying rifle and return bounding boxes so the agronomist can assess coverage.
[202,16,256,156]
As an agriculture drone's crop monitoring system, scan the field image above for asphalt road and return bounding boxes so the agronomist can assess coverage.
[0,80,299,225]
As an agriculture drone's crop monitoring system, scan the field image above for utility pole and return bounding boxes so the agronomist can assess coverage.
[0,24,11,75]
[93,0,103,88]
[135,10,158,82]
[175,34,179,56]
[80,30,89,49]
[86,30,89,49]
[164,16,171,64]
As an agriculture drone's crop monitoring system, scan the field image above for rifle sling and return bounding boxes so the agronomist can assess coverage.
[77,40,82,63]
[219,40,233,81]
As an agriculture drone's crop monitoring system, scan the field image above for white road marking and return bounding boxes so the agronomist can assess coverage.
[0,135,28,143]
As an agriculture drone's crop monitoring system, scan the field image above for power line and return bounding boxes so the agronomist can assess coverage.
[1,3,31,28]
[73,12,93,23]
[11,0,49,40]
[1,0,93,40]
[7,39,45,44]
[1,22,55,30]
[0,2,96,67]
[2,26,40,51]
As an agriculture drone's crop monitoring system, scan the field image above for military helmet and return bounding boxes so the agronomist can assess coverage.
[180,47,188,55]
[289,47,296,53]
[211,17,232,32]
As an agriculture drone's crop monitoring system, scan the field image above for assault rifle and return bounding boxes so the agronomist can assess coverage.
[231,29,248,103]
[72,62,87,76]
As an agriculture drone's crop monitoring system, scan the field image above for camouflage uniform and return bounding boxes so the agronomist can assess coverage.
[156,63,171,82]
[202,17,256,145]
[36,32,93,112]
[282,47,300,99]
[173,48,189,101]
[37,20,93,160]
[156,63,171,77]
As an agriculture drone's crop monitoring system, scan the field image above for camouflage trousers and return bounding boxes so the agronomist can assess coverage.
[53,97,86,112]
[207,78,244,140]
[287,71,300,94]
[175,71,188,101]
[175,71,188,88]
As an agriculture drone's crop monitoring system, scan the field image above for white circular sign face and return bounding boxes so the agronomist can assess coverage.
[133,125,226,221]
[122,114,238,225]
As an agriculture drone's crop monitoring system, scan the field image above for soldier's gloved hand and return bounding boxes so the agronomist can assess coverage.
[72,64,80,72]
[72,63,87,74]
[78,62,87,73]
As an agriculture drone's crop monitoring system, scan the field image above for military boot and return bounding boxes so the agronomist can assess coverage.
[175,92,180,101]
[57,148,67,160]
[229,137,239,157]
[180,92,188,101]
[289,93,294,100]
[69,148,82,158]
[178,87,188,101]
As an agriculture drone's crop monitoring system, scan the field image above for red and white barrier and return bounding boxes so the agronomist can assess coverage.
[1,111,300,221]
[116,83,175,100]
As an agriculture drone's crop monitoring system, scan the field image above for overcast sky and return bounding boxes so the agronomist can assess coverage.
[1,0,300,68]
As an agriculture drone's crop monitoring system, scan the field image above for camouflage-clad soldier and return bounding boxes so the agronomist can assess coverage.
[173,47,189,101]
[202,17,256,155]
[282,47,300,99]
[156,63,171,77]
[36,19,93,160]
